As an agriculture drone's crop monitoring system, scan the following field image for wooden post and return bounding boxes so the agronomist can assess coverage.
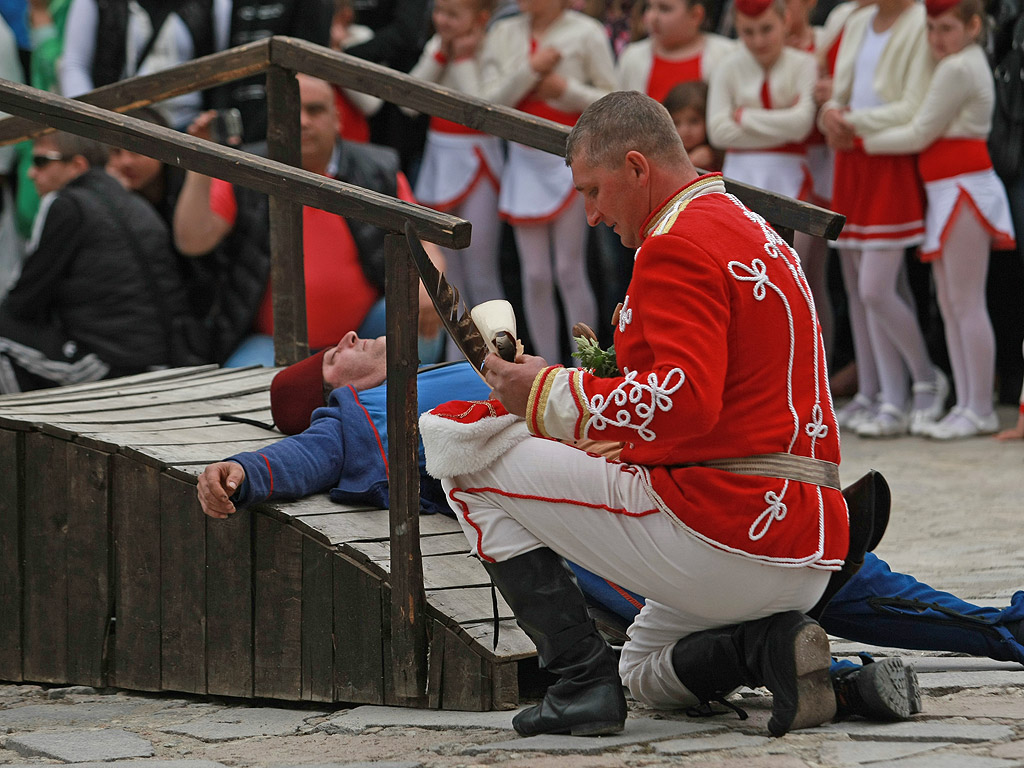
[385,232,427,705]
[266,64,308,366]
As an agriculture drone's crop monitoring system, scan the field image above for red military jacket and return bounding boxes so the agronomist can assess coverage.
[526,173,848,569]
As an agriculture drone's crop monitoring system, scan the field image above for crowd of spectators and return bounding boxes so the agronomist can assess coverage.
[0,0,1019,440]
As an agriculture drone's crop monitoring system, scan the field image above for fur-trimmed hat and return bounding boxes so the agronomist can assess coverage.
[270,349,328,435]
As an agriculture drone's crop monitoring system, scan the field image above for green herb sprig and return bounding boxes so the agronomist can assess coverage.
[571,322,619,378]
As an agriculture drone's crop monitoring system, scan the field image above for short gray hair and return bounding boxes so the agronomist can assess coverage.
[565,91,686,169]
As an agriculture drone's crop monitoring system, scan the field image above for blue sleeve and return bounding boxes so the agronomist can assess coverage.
[228,402,348,507]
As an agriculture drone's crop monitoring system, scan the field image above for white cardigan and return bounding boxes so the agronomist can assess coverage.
[615,34,736,92]
[707,45,818,150]
[819,3,934,135]
[862,44,994,153]
[479,10,617,114]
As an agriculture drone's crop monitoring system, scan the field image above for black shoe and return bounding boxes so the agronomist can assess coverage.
[483,548,627,737]
[671,611,836,737]
[832,656,922,720]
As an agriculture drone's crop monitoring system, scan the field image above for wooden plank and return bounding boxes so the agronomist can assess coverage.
[123,440,282,468]
[205,507,254,698]
[266,64,308,367]
[21,433,68,683]
[111,456,163,690]
[458,619,536,662]
[0,428,23,681]
[426,618,445,709]
[385,232,428,705]
[301,538,334,702]
[440,624,490,711]
[67,411,275,436]
[0,369,276,416]
[286,506,460,547]
[77,423,280,453]
[254,513,303,699]
[65,443,112,687]
[0,41,272,144]
[0,365,219,404]
[271,38,844,239]
[492,662,520,711]
[0,392,273,427]
[358,531,470,560]
[426,586,513,625]
[333,556,384,703]
[0,79,471,249]
[160,474,207,694]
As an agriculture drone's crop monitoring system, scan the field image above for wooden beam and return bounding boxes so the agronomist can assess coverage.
[0,40,272,146]
[269,36,845,240]
[0,79,471,248]
[265,65,308,366]
[384,232,428,706]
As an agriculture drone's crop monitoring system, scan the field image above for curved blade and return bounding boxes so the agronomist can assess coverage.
[403,220,490,373]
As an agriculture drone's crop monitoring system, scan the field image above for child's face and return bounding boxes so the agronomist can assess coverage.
[433,0,485,41]
[736,7,787,68]
[643,0,705,49]
[671,106,706,151]
[926,10,979,59]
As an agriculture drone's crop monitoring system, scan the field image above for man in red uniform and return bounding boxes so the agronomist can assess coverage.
[434,91,849,738]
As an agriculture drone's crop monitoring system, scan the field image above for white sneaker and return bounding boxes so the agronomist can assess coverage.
[856,403,910,438]
[836,394,875,431]
[928,409,1000,440]
[909,369,949,435]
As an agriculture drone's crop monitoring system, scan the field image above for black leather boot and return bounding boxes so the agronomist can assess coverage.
[482,548,627,737]
[832,656,922,720]
[671,611,836,737]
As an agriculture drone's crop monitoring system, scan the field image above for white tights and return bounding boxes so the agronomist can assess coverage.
[512,195,597,363]
[441,182,505,361]
[932,209,995,417]
[840,247,936,411]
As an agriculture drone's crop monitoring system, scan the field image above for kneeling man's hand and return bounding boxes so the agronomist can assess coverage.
[197,461,246,519]
[483,352,548,418]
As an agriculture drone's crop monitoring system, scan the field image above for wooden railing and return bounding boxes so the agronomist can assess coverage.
[0,37,844,705]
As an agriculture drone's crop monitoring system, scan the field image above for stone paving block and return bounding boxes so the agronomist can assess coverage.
[461,718,727,754]
[908,659,1024,673]
[47,687,99,699]
[916,671,1024,693]
[0,701,142,727]
[866,754,1018,768]
[3,728,155,762]
[159,707,329,742]
[2,762,227,768]
[818,741,952,765]
[320,706,524,733]
[651,732,770,753]
[813,720,1015,742]
[993,740,1024,759]
[271,763,422,768]
[924,694,1024,719]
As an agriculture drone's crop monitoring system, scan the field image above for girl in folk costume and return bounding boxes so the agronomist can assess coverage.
[662,80,723,171]
[706,0,817,200]
[615,0,735,100]
[479,0,616,362]
[819,0,947,438]
[408,0,505,361]
[859,0,1015,438]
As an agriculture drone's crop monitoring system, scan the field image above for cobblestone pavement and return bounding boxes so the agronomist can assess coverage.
[2,403,1023,768]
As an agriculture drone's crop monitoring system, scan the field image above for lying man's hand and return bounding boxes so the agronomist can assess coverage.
[197,461,246,519]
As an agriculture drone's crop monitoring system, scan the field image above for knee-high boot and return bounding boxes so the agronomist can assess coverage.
[482,547,627,737]
[670,611,836,737]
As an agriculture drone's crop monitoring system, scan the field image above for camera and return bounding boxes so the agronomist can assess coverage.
[210,108,243,146]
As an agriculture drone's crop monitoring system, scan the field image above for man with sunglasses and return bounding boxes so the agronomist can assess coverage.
[0,131,189,393]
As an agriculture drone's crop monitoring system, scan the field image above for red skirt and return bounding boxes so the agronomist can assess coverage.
[831,148,925,249]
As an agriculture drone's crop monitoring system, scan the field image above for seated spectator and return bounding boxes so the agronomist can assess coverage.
[173,73,444,367]
[0,132,189,392]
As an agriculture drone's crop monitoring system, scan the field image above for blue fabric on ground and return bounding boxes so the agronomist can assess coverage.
[566,553,1024,665]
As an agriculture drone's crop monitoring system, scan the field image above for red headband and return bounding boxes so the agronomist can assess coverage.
[735,0,774,17]
[925,0,960,15]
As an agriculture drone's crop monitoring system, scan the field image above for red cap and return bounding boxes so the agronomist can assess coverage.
[270,349,328,435]
[925,0,960,16]
[734,0,774,17]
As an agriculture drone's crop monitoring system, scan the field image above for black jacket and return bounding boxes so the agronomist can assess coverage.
[2,169,189,370]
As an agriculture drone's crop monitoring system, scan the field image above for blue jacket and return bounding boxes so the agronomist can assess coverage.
[229,361,489,514]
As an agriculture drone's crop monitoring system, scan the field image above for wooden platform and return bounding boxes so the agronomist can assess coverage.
[0,366,537,710]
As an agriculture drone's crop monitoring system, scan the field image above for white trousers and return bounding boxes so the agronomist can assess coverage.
[441,436,830,708]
